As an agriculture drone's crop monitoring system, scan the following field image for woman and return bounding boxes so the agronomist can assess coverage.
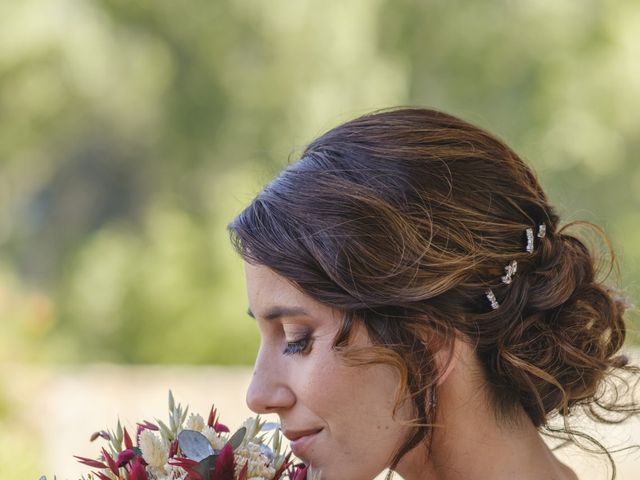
[227,108,638,479]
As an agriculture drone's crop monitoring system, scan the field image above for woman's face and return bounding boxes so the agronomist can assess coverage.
[244,262,413,479]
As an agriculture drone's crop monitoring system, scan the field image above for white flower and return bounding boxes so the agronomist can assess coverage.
[242,417,260,441]
[153,464,188,480]
[139,429,168,469]
[184,413,206,432]
[202,425,226,450]
[234,442,276,479]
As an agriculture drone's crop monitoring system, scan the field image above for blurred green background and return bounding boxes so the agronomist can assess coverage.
[1,0,639,366]
[1,0,640,478]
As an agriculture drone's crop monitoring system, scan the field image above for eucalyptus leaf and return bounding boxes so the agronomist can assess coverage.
[228,426,246,450]
[193,454,217,480]
[178,429,216,461]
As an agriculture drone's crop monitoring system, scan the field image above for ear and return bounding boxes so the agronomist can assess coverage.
[432,336,460,386]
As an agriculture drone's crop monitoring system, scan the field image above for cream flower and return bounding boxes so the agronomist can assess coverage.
[139,429,168,469]
[234,443,276,479]
[184,413,206,432]
[202,425,226,450]
[153,464,188,480]
[241,417,260,442]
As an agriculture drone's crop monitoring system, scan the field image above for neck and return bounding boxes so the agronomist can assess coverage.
[393,339,577,480]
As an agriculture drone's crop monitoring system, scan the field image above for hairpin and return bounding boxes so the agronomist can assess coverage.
[537,224,546,238]
[525,228,534,253]
[485,289,499,310]
[485,224,547,310]
[501,260,518,285]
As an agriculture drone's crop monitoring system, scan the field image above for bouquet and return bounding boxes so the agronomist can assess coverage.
[40,391,318,480]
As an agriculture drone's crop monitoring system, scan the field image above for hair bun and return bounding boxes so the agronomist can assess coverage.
[494,222,630,426]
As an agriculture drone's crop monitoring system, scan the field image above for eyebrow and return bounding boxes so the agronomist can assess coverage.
[246,306,311,321]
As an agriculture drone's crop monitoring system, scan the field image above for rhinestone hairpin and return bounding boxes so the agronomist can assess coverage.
[485,289,499,310]
[537,224,546,238]
[525,228,534,253]
[484,224,546,310]
[501,260,518,285]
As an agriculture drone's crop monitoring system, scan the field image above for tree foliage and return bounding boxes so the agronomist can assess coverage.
[0,0,638,365]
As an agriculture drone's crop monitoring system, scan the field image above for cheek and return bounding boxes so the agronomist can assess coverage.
[300,357,411,478]
[295,350,344,413]
[301,351,406,436]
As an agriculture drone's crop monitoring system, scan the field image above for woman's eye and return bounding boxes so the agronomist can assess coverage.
[283,335,312,356]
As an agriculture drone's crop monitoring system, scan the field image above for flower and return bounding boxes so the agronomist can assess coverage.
[234,443,276,480]
[139,429,168,469]
[202,426,227,450]
[66,392,301,480]
[211,443,236,480]
[117,448,137,467]
[128,456,150,480]
[185,414,206,433]
[208,406,230,433]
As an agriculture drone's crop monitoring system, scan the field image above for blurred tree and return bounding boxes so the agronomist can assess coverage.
[0,0,638,365]
[377,0,640,336]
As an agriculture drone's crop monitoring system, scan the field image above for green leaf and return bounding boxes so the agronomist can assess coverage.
[156,419,173,441]
[168,390,175,412]
[181,405,190,424]
[228,427,246,450]
[178,430,215,461]
[193,455,217,480]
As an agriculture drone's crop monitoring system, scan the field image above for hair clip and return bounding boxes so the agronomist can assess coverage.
[537,224,546,238]
[501,260,518,285]
[485,289,499,310]
[525,228,534,253]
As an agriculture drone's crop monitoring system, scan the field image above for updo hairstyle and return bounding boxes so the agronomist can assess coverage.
[228,108,638,476]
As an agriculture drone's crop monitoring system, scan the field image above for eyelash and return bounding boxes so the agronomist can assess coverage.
[283,334,312,356]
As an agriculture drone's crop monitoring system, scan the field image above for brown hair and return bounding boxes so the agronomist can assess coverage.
[228,108,639,477]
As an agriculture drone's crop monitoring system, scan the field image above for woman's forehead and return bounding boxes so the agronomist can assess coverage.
[244,262,339,322]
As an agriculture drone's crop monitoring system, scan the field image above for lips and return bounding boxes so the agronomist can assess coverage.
[283,428,323,442]
[282,428,323,458]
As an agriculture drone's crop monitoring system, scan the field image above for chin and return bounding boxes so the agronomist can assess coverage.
[307,461,383,480]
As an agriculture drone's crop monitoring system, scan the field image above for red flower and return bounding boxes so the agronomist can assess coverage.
[74,455,108,469]
[101,448,119,476]
[291,463,309,480]
[214,420,230,433]
[92,471,112,480]
[211,443,236,480]
[207,406,217,428]
[136,421,160,444]
[117,448,137,468]
[168,457,203,480]
[238,461,249,480]
[137,420,159,435]
[273,452,293,479]
[128,456,149,480]
[169,439,180,458]
[124,427,134,449]
[207,405,230,433]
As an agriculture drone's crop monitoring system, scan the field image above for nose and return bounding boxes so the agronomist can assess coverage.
[246,345,296,414]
